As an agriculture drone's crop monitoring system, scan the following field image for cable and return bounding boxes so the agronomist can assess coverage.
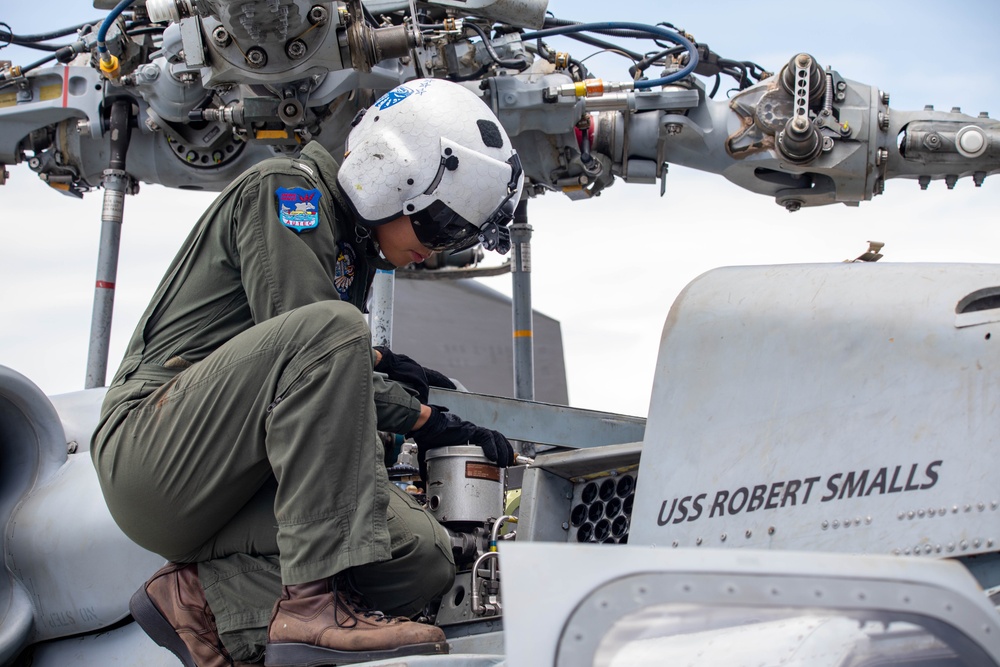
[97,0,136,55]
[0,20,100,44]
[464,22,528,71]
[521,21,698,88]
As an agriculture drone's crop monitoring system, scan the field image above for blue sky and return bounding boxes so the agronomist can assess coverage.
[2,1,999,416]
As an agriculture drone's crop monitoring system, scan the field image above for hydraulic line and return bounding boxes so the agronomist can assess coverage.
[521,21,698,87]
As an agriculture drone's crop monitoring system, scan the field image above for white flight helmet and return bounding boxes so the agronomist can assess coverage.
[338,78,523,254]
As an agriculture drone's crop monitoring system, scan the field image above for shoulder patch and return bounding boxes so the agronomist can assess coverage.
[276,187,321,232]
[334,242,356,300]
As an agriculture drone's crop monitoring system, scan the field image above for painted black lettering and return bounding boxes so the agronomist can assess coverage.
[782,479,801,507]
[764,482,785,509]
[839,470,869,500]
[801,476,821,503]
[747,484,767,512]
[689,493,707,521]
[821,473,842,502]
[658,498,677,526]
[673,496,692,524]
[710,490,729,518]
[922,460,943,489]
[904,463,921,491]
[79,607,99,622]
[728,487,749,514]
[865,467,887,496]
[888,465,904,493]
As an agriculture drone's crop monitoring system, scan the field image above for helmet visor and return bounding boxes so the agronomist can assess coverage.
[409,154,522,254]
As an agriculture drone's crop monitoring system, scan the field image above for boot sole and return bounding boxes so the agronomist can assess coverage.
[264,640,449,666]
[129,585,197,667]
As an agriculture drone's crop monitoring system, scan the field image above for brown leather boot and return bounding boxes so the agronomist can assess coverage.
[264,578,448,666]
[130,562,234,667]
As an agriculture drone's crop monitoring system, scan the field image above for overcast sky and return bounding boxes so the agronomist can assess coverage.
[2,0,999,417]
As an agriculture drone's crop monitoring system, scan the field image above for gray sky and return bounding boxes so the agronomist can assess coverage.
[2,0,999,417]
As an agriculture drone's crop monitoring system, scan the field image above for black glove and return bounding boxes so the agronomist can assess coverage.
[409,406,515,468]
[374,346,457,404]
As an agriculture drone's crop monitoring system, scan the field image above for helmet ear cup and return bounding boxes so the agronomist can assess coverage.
[337,79,523,247]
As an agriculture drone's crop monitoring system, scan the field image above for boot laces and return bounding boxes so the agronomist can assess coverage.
[332,578,398,627]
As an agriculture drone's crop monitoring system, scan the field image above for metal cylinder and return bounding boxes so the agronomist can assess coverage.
[424,446,503,528]
[369,269,394,347]
[510,200,533,402]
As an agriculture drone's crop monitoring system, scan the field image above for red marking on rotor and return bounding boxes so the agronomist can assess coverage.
[62,66,69,108]
[96,281,115,289]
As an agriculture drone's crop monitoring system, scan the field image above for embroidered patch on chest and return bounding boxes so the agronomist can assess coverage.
[276,187,321,232]
[334,242,356,300]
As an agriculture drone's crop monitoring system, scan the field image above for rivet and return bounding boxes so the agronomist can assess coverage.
[768,526,776,535]
[907,511,915,519]
[978,503,985,511]
[953,506,959,514]
[720,533,727,542]
[961,540,969,550]
[965,505,972,513]
[696,537,702,546]
[832,520,840,528]
[928,508,936,517]
[974,538,982,548]
[897,512,904,521]
[947,543,955,552]
[924,545,932,554]
[989,539,995,548]
[822,521,829,530]
[865,516,872,524]
[672,541,679,548]
[893,549,901,555]
[745,530,752,538]
[992,501,998,510]
[855,517,861,526]
[917,509,925,517]
[904,548,912,555]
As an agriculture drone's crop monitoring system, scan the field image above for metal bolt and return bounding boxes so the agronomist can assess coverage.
[876,148,888,166]
[67,441,79,454]
[212,26,231,46]
[974,172,987,187]
[924,133,941,150]
[784,200,802,213]
[925,104,935,111]
[880,90,890,106]
[286,39,307,59]
[837,81,847,91]
[665,123,682,136]
[309,5,329,24]
[246,47,268,69]
[919,175,931,190]
[946,175,958,190]
[951,106,962,114]
[878,111,890,131]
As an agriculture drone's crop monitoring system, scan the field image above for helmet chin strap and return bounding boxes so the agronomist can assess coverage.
[355,223,388,261]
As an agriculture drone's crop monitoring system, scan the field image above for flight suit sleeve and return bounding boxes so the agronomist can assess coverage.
[373,372,422,434]
[233,169,422,434]
[233,172,343,321]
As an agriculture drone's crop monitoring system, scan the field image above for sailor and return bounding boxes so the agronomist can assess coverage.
[90,78,523,667]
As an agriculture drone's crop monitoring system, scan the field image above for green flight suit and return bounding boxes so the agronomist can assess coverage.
[90,142,454,662]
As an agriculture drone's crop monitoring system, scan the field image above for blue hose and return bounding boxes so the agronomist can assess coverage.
[97,0,136,54]
[521,21,699,88]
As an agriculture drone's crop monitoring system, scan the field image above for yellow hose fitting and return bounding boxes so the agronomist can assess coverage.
[99,54,120,80]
